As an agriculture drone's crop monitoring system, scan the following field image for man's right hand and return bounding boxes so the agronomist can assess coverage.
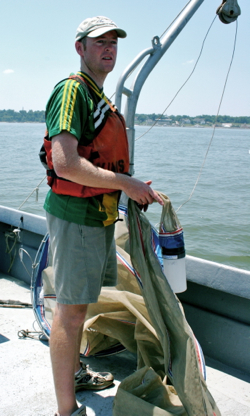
[122,178,164,207]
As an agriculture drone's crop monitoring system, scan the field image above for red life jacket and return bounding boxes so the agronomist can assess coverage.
[41,76,130,198]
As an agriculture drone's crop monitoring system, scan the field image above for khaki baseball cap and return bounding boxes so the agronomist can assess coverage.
[75,16,127,41]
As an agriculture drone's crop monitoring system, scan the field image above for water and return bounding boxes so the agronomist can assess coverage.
[0,122,249,271]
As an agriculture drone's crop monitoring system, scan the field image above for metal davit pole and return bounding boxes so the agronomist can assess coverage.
[115,0,205,175]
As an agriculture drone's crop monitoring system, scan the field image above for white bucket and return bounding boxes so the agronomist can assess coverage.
[163,256,187,293]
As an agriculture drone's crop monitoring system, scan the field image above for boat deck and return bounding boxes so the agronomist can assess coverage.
[0,274,249,416]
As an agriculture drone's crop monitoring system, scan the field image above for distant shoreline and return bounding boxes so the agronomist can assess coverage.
[135,123,250,130]
[1,121,249,130]
[0,110,249,127]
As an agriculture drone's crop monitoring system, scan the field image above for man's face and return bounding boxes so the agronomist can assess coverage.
[82,30,118,80]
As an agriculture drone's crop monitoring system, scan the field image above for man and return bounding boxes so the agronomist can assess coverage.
[43,16,163,416]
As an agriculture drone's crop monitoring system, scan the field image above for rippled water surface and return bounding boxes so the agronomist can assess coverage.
[1,123,249,270]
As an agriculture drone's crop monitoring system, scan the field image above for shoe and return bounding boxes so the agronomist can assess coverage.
[54,404,87,416]
[71,404,87,416]
[75,362,114,391]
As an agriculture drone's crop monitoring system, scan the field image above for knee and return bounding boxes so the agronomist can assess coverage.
[55,303,88,329]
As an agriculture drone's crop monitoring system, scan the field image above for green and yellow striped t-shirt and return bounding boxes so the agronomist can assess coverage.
[43,72,120,227]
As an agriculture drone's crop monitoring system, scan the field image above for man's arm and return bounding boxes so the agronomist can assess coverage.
[52,131,163,206]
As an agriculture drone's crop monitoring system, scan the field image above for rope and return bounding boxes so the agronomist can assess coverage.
[177,19,238,212]
[4,229,34,275]
[19,247,33,278]
[18,320,48,341]
[18,175,46,210]
[135,15,217,142]
[5,230,19,273]
[18,329,46,341]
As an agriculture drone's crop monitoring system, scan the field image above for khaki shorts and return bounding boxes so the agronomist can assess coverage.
[46,212,117,305]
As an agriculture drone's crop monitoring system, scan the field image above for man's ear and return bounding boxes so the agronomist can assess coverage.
[75,41,84,57]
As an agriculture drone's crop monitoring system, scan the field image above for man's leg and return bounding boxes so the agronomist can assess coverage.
[75,323,84,373]
[46,213,116,412]
[50,302,88,416]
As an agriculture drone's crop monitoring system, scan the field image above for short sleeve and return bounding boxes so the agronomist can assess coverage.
[45,79,92,141]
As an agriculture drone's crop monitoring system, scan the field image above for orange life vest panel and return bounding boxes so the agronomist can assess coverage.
[42,107,130,198]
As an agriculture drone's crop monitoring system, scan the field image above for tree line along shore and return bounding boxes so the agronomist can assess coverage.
[0,109,249,128]
[135,113,250,128]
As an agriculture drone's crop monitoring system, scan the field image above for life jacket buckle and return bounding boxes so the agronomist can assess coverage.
[39,144,49,170]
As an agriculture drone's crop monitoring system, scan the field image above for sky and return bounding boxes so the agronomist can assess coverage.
[1,0,249,117]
